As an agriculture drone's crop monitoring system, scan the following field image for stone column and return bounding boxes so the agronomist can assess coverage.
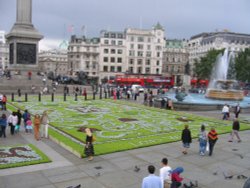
[16,0,32,25]
[6,0,43,71]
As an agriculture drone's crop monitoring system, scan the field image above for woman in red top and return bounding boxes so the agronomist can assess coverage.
[208,127,218,156]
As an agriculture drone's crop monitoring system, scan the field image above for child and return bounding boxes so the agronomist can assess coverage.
[26,119,33,133]
[171,167,184,188]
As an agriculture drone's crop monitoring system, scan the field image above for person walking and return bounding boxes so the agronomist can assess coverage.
[40,110,49,138]
[84,128,94,161]
[208,127,218,156]
[8,112,17,135]
[228,118,241,143]
[181,125,192,154]
[160,158,172,188]
[234,103,241,118]
[2,94,7,110]
[142,165,163,188]
[222,104,230,120]
[198,124,207,156]
[33,114,41,141]
[23,109,31,133]
[15,109,22,133]
[0,113,7,138]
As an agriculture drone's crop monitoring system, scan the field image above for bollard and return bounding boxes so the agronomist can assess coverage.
[108,88,111,98]
[51,93,54,102]
[75,93,78,101]
[64,93,66,101]
[11,93,14,102]
[25,93,28,102]
[105,91,107,99]
[99,87,102,99]
[38,93,41,102]
[93,92,95,100]
[85,93,87,100]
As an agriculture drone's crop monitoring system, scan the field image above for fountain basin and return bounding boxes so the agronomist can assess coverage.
[205,89,244,100]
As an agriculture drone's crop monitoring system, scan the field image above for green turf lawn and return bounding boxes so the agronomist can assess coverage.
[0,144,51,169]
[8,95,250,157]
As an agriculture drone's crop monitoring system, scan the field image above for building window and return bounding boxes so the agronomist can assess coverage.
[156,68,159,74]
[104,49,109,53]
[157,39,161,43]
[145,67,150,74]
[129,50,135,56]
[147,45,151,50]
[146,59,150,65]
[157,52,160,57]
[103,57,108,62]
[86,62,90,69]
[117,66,122,72]
[130,44,134,49]
[146,51,151,57]
[137,67,142,74]
[130,36,134,42]
[117,57,122,63]
[129,67,134,73]
[138,51,143,57]
[129,59,134,65]
[111,40,116,45]
[110,57,115,62]
[118,34,123,38]
[110,66,115,72]
[138,37,144,42]
[138,44,143,50]
[118,40,123,45]
[111,49,116,54]
[156,61,160,66]
[103,66,108,72]
[156,46,162,50]
[147,38,151,42]
[117,49,123,54]
[137,59,142,65]
[104,40,109,44]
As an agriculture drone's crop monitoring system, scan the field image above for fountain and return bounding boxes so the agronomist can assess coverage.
[205,48,244,100]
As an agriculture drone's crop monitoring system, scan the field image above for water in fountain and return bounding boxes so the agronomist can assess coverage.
[206,48,244,100]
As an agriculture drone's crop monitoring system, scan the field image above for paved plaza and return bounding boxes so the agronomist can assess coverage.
[0,109,249,188]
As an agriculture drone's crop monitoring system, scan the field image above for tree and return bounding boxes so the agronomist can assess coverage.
[193,49,224,79]
[235,48,250,83]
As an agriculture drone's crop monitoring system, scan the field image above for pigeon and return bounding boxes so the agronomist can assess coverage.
[66,185,81,188]
[95,172,101,177]
[134,165,140,172]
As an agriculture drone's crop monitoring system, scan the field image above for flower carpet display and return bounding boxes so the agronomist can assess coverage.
[0,144,51,169]
[9,96,250,157]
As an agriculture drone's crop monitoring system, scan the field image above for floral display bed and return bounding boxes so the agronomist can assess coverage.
[0,144,51,169]
[9,96,250,157]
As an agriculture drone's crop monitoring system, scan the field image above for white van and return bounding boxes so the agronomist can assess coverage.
[131,84,144,93]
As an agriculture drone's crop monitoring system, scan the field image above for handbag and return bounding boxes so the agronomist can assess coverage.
[206,143,209,152]
[92,135,96,142]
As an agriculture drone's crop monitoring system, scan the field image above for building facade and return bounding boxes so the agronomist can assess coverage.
[0,31,9,70]
[68,35,99,79]
[99,31,126,81]
[188,31,250,76]
[38,50,68,76]
[163,39,189,85]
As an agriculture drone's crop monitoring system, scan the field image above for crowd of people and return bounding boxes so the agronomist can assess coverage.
[0,109,49,140]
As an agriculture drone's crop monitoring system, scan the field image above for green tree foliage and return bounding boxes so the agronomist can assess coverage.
[235,48,250,82]
[193,49,224,79]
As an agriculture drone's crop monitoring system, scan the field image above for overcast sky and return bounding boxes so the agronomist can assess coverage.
[1,0,250,50]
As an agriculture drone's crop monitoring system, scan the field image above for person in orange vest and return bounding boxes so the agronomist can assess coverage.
[2,95,7,111]
[33,114,41,141]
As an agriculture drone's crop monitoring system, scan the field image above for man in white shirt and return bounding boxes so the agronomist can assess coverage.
[142,165,163,188]
[160,158,172,188]
[222,104,230,120]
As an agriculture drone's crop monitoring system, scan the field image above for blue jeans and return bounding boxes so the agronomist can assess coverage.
[199,139,207,154]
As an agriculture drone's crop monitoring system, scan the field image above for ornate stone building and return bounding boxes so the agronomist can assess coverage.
[38,50,68,76]
[67,35,99,79]
[188,31,250,76]
[163,39,189,85]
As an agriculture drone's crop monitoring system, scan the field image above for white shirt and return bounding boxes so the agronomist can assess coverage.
[160,166,172,183]
[222,105,229,113]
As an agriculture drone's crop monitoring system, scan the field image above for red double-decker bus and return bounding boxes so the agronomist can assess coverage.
[108,74,175,88]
